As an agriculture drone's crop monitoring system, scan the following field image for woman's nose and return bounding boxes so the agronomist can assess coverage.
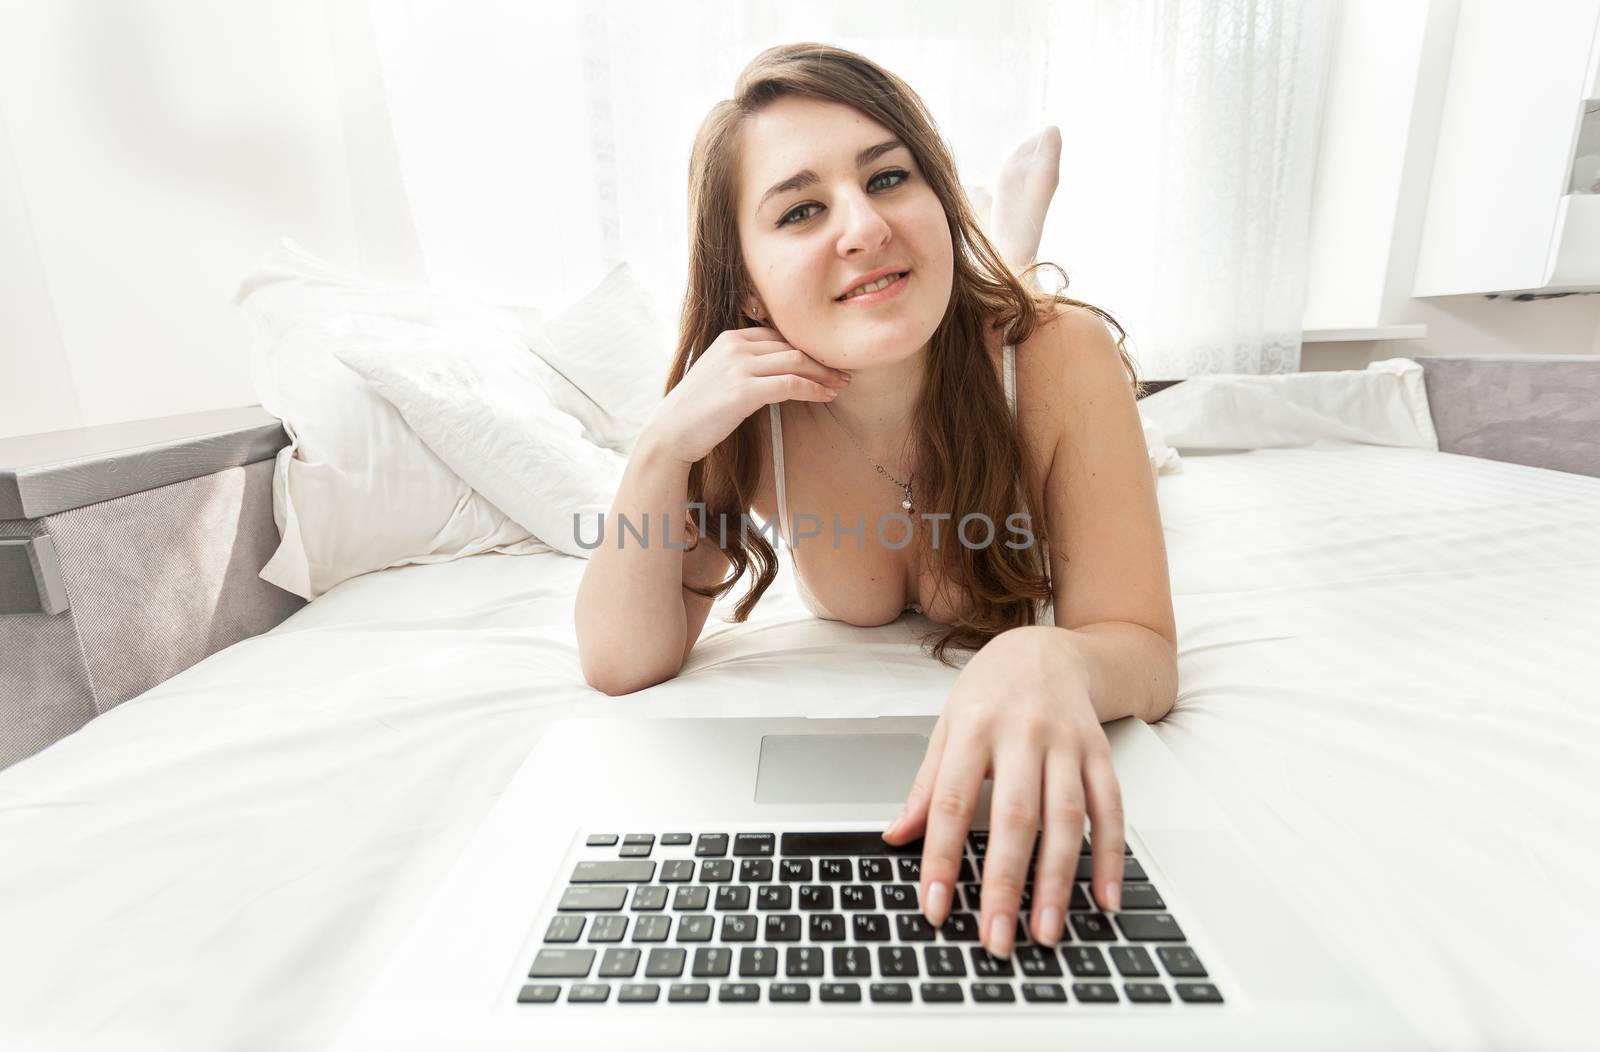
[835,192,892,254]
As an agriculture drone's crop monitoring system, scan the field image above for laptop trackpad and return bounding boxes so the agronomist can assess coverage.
[754,733,928,804]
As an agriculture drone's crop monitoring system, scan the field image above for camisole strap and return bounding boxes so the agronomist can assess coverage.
[768,403,791,550]
[1003,343,1017,415]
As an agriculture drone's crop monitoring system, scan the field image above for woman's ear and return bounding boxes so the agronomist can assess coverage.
[742,295,767,323]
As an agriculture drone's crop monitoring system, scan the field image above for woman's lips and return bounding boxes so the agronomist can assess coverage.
[835,271,910,306]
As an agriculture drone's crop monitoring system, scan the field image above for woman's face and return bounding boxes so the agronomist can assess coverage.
[736,96,954,371]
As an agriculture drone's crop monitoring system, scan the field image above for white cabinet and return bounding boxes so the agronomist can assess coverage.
[1414,0,1600,296]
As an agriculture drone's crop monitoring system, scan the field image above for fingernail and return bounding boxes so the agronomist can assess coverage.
[1036,906,1061,946]
[926,881,949,925]
[988,913,1013,958]
[1106,882,1121,912]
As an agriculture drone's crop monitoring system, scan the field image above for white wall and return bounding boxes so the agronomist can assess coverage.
[1301,0,1600,371]
[0,0,360,440]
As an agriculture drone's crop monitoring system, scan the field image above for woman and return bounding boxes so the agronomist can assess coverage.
[575,44,1177,963]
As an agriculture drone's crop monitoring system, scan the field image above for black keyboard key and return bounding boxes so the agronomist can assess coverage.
[1123,859,1148,880]
[598,948,640,977]
[880,884,918,910]
[733,833,776,856]
[920,982,964,1002]
[1111,946,1159,977]
[699,860,734,882]
[1070,912,1117,941]
[939,913,981,941]
[544,915,584,942]
[1121,882,1166,909]
[714,886,751,910]
[786,946,824,976]
[833,946,872,978]
[1115,913,1185,942]
[1073,981,1119,1003]
[1176,982,1225,1003]
[529,948,593,978]
[739,947,779,977]
[739,859,774,882]
[691,947,731,977]
[859,858,894,881]
[516,984,560,1003]
[819,858,853,881]
[810,914,846,941]
[660,833,692,846]
[720,915,758,941]
[633,915,671,942]
[645,947,686,977]
[570,860,654,883]
[619,843,652,858]
[970,947,1015,977]
[1021,982,1067,1003]
[1070,884,1091,911]
[1015,945,1063,977]
[798,885,834,910]
[895,914,936,941]
[780,832,920,856]
[667,982,709,1002]
[585,834,618,846]
[770,982,811,1002]
[558,886,627,911]
[870,982,913,1002]
[841,885,877,909]
[877,945,920,977]
[821,982,862,1002]
[972,982,1016,1003]
[852,914,891,941]
[756,886,791,910]
[766,915,801,941]
[694,834,728,857]
[659,860,695,882]
[1125,982,1171,1003]
[1063,946,1110,978]
[718,982,760,1002]
[675,915,714,941]
[1157,945,1208,978]
[779,859,812,882]
[631,886,668,911]
[621,832,655,845]
[618,983,659,1002]
[897,857,922,882]
[923,945,966,977]
[567,983,610,1003]
[672,886,709,911]
[586,915,627,942]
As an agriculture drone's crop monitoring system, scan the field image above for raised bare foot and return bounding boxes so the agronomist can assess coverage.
[964,184,993,228]
[988,126,1061,271]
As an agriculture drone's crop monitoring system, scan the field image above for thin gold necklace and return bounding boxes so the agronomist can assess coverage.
[822,402,915,513]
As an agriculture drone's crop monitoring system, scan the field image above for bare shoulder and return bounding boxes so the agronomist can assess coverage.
[1012,303,1133,462]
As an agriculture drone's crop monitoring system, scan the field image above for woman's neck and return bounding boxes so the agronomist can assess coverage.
[810,342,927,465]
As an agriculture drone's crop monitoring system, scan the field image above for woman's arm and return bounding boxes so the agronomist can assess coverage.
[574,430,728,696]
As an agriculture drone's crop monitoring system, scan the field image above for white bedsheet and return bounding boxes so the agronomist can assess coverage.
[0,445,1595,1052]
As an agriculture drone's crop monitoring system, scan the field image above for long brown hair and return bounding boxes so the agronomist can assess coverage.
[669,42,1139,665]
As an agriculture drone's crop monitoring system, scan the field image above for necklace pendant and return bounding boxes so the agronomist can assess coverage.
[901,497,914,513]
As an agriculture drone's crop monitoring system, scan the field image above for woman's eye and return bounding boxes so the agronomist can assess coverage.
[776,169,910,228]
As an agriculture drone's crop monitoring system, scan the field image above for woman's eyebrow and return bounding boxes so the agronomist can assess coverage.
[757,139,908,212]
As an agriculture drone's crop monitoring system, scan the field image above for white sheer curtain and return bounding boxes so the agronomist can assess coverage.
[354,0,1330,377]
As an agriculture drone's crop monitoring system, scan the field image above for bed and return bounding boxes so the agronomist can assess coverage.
[1,431,1596,1051]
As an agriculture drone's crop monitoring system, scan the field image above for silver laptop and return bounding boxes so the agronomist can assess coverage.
[332,715,1423,1050]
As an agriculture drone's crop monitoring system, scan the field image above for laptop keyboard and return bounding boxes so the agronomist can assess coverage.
[518,829,1224,1007]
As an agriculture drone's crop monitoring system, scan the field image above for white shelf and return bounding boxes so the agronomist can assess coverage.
[1302,325,1427,343]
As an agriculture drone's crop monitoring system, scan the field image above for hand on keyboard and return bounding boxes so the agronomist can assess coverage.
[880,626,1126,957]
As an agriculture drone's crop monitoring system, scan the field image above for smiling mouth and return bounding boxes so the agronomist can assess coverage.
[835,271,910,301]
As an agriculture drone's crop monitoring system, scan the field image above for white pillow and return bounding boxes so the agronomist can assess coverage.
[1136,358,1440,452]
[333,324,626,557]
[523,262,676,455]
[236,238,547,601]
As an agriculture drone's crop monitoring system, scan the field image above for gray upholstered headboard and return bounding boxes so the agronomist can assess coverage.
[1,354,1596,769]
